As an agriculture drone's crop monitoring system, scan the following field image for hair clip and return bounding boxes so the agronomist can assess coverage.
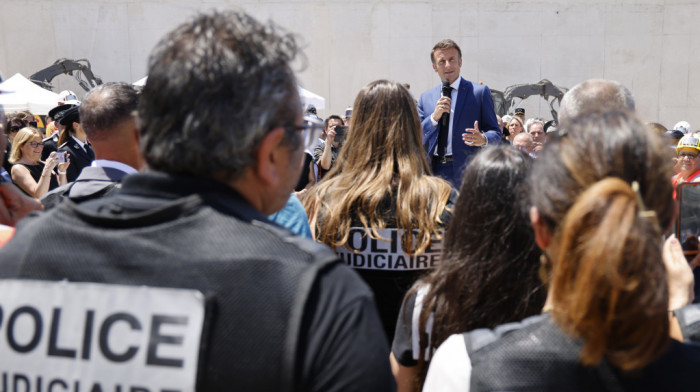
[631,181,658,221]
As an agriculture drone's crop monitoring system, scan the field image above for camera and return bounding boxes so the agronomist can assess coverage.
[334,126,348,144]
[56,152,67,164]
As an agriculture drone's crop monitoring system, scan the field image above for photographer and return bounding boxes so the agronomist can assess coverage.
[314,114,346,180]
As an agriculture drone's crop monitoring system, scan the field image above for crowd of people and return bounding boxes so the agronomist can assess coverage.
[1,8,700,392]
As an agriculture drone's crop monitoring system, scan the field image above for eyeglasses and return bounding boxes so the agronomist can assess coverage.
[286,114,325,151]
[28,141,43,149]
[678,152,699,159]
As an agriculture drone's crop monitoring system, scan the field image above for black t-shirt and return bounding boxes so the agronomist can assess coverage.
[335,188,458,341]
[391,287,428,367]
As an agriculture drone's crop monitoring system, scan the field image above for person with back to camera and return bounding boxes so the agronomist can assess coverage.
[390,146,545,392]
[40,82,143,210]
[0,10,394,391]
[305,79,458,341]
[423,109,700,391]
[9,127,69,198]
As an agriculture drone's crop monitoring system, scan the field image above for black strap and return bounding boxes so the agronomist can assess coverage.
[270,225,338,392]
[596,358,626,392]
[69,182,121,203]
[42,182,121,210]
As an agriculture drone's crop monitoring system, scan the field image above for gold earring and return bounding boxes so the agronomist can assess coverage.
[538,253,551,285]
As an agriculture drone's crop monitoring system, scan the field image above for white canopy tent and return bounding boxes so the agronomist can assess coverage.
[0,73,61,115]
[132,76,147,87]
[132,76,326,110]
[298,86,325,110]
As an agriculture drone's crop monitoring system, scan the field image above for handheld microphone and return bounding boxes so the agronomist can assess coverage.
[441,81,451,128]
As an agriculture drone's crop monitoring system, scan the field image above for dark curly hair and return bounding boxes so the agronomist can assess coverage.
[139,10,304,180]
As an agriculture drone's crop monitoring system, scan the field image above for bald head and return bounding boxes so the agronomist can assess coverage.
[80,83,139,141]
[559,79,635,126]
[512,132,533,153]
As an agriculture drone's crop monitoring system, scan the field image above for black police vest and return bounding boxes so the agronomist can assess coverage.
[464,314,700,392]
[0,188,338,392]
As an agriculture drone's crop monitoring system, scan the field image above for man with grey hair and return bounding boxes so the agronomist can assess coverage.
[41,82,142,209]
[527,118,546,156]
[0,10,393,391]
[558,79,635,126]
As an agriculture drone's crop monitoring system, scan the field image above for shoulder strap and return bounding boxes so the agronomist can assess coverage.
[69,182,121,203]
[40,182,77,210]
[595,359,626,392]
[273,229,338,392]
[463,319,627,392]
[671,305,700,343]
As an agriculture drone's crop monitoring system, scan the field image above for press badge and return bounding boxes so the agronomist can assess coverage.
[0,279,205,392]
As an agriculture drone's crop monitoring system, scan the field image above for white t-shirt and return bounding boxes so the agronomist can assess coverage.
[422,333,472,391]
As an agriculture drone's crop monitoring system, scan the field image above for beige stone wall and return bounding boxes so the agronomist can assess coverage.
[1,0,698,129]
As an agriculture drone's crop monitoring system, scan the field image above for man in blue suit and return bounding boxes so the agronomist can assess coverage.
[419,39,501,187]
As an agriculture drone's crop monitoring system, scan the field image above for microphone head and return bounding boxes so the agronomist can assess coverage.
[442,80,452,96]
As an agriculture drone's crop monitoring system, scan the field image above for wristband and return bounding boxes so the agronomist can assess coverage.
[57,170,67,175]
[0,169,9,184]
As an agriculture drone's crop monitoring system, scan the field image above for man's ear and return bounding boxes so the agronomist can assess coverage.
[530,206,552,250]
[255,127,286,186]
[432,63,438,73]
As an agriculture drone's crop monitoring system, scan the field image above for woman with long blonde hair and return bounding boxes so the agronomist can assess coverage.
[305,80,457,340]
[9,127,68,198]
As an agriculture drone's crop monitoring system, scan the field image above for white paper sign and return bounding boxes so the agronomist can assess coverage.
[336,228,443,271]
[0,279,205,392]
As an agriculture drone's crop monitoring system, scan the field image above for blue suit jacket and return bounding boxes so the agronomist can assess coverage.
[418,77,501,186]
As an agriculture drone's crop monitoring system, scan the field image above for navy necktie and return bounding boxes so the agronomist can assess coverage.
[437,87,452,157]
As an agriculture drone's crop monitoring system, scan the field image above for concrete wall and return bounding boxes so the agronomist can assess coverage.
[1,0,698,129]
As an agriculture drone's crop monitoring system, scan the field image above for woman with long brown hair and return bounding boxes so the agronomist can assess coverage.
[304,80,457,340]
[423,109,700,391]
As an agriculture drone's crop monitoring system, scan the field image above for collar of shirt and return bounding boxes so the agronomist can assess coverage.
[71,135,88,150]
[444,76,462,156]
[91,159,138,174]
[449,77,461,92]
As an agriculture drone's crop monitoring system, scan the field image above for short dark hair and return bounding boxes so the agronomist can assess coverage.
[324,115,343,128]
[430,39,462,64]
[80,83,138,140]
[138,10,302,180]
